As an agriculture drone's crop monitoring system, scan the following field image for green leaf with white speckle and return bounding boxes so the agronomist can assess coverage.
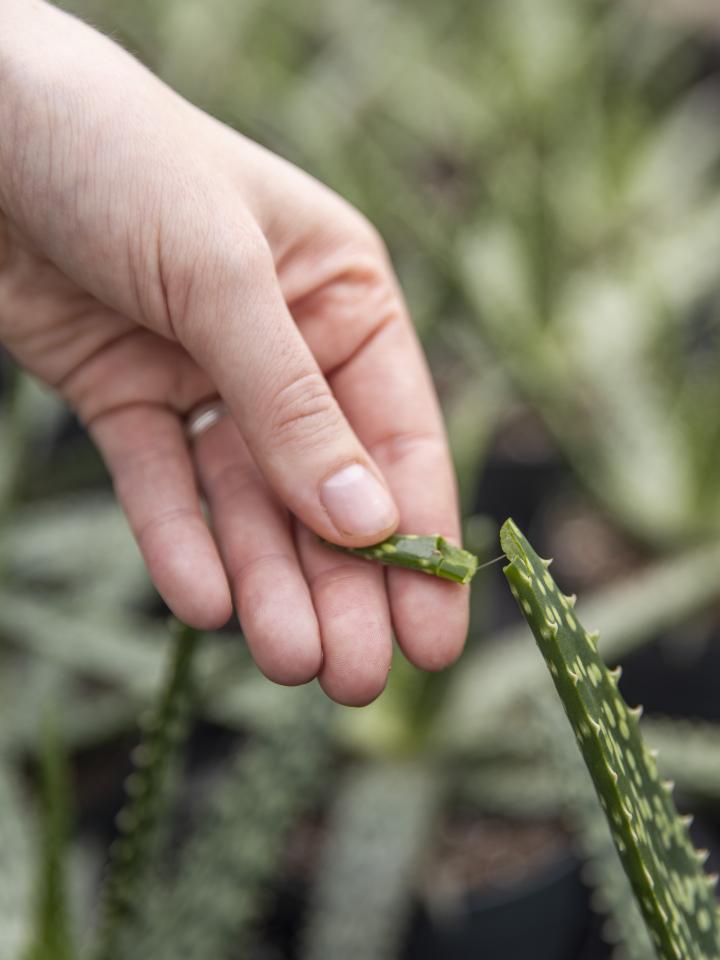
[500,518,720,960]
[94,622,199,960]
[321,534,478,584]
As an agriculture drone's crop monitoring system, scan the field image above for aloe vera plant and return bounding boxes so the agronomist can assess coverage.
[500,518,720,960]
[329,521,720,958]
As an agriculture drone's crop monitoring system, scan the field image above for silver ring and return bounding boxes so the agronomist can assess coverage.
[185,400,228,440]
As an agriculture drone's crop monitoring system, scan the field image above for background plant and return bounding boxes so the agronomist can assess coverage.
[2,0,720,957]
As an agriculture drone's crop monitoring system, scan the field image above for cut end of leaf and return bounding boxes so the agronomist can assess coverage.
[499,517,526,567]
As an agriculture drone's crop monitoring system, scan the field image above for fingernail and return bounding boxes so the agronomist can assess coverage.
[320,463,397,538]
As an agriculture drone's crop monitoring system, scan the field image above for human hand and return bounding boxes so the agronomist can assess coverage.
[0,0,468,705]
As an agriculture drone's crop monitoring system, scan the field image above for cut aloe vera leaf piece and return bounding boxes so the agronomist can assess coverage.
[500,517,720,960]
[321,534,478,584]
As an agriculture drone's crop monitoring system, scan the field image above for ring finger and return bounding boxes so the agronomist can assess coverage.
[295,523,393,707]
[193,411,322,686]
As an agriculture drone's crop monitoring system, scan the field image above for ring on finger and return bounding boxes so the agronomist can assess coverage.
[185,399,229,441]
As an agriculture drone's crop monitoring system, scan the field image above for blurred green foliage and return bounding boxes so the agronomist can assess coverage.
[3,0,720,958]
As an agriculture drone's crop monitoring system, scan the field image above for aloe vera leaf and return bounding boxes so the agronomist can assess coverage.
[535,694,656,960]
[94,622,198,960]
[643,718,720,802]
[24,722,76,960]
[0,752,34,960]
[301,761,440,960]
[437,537,720,752]
[459,759,562,817]
[500,518,720,960]
[321,534,478,584]
[126,693,332,960]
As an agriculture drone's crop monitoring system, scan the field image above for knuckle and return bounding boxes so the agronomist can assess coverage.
[135,505,198,547]
[112,443,185,493]
[265,371,342,451]
[345,208,388,258]
[229,228,275,278]
[164,211,272,342]
[204,460,259,508]
[231,551,296,595]
[369,429,446,469]
[309,563,363,594]
[198,220,272,285]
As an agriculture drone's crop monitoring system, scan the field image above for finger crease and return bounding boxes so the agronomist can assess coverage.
[229,552,296,591]
[136,505,202,547]
[203,460,261,507]
[85,399,176,434]
[369,429,445,468]
[309,563,373,593]
[54,327,140,396]
[325,309,399,381]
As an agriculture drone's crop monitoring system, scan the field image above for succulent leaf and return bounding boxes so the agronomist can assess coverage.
[321,534,478,584]
[643,718,720,802]
[128,693,332,959]
[534,693,656,960]
[0,752,33,960]
[500,518,720,960]
[301,762,439,960]
[94,621,199,960]
[23,722,76,960]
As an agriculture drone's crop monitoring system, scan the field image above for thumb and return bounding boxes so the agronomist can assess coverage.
[175,230,399,546]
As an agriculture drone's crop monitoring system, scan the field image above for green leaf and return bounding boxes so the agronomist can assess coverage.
[2,496,148,605]
[500,518,720,960]
[93,622,199,960]
[320,533,478,584]
[534,693,656,960]
[643,718,720,803]
[438,536,720,752]
[129,692,332,959]
[23,721,76,960]
[301,761,439,960]
[0,752,34,960]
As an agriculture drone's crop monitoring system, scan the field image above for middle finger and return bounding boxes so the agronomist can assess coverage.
[296,523,392,707]
[194,414,322,687]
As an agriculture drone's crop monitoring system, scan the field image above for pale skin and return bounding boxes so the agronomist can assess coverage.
[0,0,469,706]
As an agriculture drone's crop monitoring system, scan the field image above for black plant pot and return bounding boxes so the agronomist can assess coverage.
[402,851,592,960]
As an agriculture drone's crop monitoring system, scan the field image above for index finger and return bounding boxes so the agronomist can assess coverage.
[322,273,469,671]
